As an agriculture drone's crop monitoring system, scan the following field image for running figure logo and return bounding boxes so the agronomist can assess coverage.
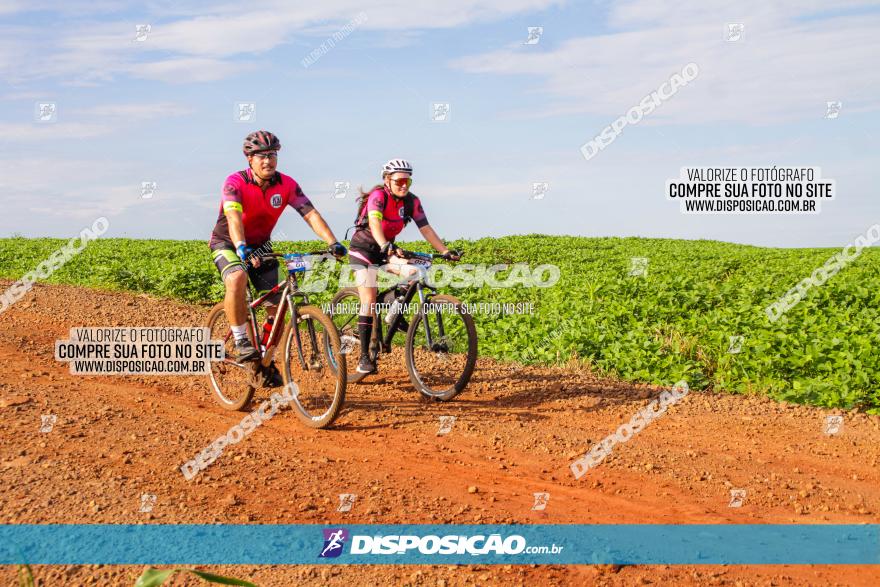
[333,181,350,199]
[824,415,843,435]
[531,182,549,200]
[825,101,842,119]
[319,528,349,558]
[728,489,746,508]
[134,24,151,42]
[524,27,543,45]
[36,102,57,122]
[235,102,256,122]
[40,414,57,433]
[431,103,450,122]
[629,257,649,277]
[727,335,743,354]
[339,335,358,355]
[139,493,157,513]
[337,494,357,512]
[437,415,456,436]
[532,492,550,511]
[726,23,744,42]
[141,181,157,199]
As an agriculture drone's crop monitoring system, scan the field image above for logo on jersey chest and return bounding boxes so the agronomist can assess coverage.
[270,194,283,208]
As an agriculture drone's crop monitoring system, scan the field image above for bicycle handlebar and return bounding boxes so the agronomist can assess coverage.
[395,248,464,261]
[245,251,334,268]
[245,249,463,267]
[271,251,331,258]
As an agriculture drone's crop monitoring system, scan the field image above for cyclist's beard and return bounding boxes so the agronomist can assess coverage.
[252,165,275,183]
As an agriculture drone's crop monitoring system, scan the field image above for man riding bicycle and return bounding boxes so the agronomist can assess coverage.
[348,158,460,375]
[209,130,347,385]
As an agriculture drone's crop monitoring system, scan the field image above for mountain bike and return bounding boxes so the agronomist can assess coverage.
[205,251,346,428]
[328,250,477,401]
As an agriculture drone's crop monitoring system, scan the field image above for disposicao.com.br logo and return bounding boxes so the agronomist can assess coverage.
[318,528,563,558]
[319,528,350,558]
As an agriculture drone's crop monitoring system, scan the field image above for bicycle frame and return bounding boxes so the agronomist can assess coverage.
[374,271,444,354]
[243,253,325,368]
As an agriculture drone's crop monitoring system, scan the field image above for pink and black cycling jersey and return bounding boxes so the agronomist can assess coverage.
[209,168,314,247]
[350,187,429,253]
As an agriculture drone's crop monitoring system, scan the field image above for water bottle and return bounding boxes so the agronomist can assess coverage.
[385,297,403,324]
[261,317,274,348]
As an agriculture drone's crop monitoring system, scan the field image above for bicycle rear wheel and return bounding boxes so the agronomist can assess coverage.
[282,304,346,428]
[405,294,477,401]
[205,302,256,411]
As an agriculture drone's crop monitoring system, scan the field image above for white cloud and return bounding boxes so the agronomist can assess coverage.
[452,2,880,124]
[0,102,193,142]
[0,122,115,142]
[0,90,52,101]
[133,58,259,83]
[0,157,218,228]
[71,102,194,119]
[141,11,311,58]
[605,0,873,29]
[0,158,133,220]
[0,0,139,16]
[0,0,564,85]
[419,181,535,201]
[0,0,29,15]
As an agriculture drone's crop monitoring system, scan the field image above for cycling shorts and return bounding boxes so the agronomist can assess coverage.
[210,241,282,305]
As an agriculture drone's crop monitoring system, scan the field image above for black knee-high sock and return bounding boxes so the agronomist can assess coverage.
[357,315,373,358]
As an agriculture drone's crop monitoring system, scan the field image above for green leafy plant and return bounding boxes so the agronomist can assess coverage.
[135,567,256,586]
[17,564,34,587]
[2,235,878,410]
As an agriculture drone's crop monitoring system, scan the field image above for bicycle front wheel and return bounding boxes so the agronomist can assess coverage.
[205,302,256,411]
[281,305,347,428]
[405,294,477,401]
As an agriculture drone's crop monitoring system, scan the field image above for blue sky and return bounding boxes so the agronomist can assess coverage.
[1,0,879,247]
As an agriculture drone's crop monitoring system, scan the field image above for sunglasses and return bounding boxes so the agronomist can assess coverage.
[252,151,278,160]
[390,177,412,188]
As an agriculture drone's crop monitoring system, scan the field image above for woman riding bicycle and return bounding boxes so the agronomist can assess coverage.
[348,158,460,374]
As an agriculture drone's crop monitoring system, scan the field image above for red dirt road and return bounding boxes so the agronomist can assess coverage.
[1,282,879,586]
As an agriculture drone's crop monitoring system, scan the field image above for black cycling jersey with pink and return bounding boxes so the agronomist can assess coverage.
[351,187,429,249]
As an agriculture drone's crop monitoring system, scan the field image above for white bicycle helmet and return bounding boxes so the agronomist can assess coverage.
[382,158,413,177]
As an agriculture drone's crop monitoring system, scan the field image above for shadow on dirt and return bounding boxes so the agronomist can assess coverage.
[333,358,660,430]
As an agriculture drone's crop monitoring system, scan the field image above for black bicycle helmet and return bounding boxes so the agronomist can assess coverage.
[243,130,281,156]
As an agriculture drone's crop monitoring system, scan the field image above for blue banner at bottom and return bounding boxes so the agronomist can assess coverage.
[1,524,878,565]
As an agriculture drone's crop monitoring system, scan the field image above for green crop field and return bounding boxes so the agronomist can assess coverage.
[1,235,878,412]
